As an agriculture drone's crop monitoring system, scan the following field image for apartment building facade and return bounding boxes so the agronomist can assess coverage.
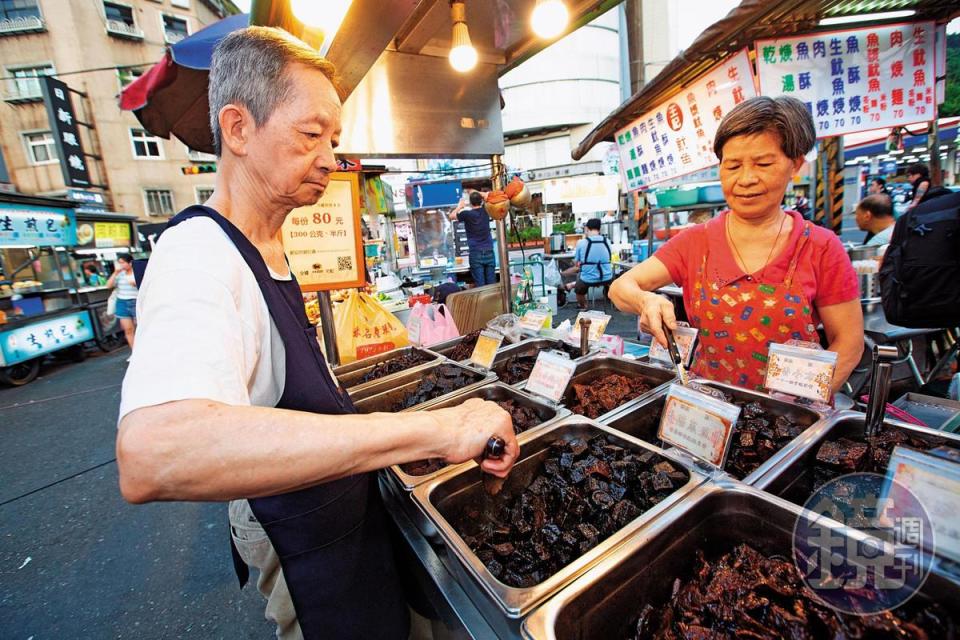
[0,0,237,220]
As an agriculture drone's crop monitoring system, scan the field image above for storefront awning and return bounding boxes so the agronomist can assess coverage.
[572,0,960,161]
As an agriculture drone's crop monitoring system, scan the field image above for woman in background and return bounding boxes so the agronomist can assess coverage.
[108,252,139,354]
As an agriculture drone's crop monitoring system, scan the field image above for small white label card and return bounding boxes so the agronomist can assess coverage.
[879,446,960,564]
[658,383,742,468]
[764,342,837,403]
[525,350,579,404]
[570,311,611,343]
[519,308,551,334]
[407,316,422,346]
[469,330,504,370]
[649,323,699,367]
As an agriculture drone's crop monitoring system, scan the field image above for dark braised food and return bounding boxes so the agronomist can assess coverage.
[717,394,805,480]
[356,350,432,384]
[399,398,546,477]
[389,364,483,411]
[446,330,482,361]
[626,543,952,639]
[570,374,652,418]
[494,342,582,385]
[454,433,687,588]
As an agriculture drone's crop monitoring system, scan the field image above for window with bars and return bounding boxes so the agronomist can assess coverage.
[23,131,57,164]
[6,63,53,100]
[144,189,175,217]
[0,0,41,20]
[117,67,143,90]
[103,1,134,26]
[162,14,188,43]
[195,187,214,203]
[130,128,163,159]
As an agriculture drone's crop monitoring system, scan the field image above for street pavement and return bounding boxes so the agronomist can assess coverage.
[0,348,273,639]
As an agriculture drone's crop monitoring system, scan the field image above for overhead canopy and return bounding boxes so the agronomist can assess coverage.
[572,0,960,160]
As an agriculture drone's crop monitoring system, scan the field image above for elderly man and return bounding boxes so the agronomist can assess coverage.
[116,27,517,640]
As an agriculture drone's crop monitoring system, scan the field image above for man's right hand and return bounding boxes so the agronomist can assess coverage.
[638,291,677,348]
[431,398,518,478]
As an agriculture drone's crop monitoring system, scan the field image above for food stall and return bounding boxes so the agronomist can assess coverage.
[0,192,102,385]
[120,1,960,638]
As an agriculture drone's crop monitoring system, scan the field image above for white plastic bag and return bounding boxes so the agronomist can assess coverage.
[544,260,562,287]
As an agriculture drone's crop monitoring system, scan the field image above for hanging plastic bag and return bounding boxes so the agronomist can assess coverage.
[106,290,118,317]
[408,302,460,346]
[544,260,562,288]
[334,290,409,364]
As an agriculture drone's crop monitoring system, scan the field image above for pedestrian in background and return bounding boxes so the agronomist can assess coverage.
[449,191,496,286]
[906,163,932,212]
[107,252,138,353]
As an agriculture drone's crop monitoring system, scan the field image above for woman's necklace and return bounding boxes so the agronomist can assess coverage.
[726,212,787,279]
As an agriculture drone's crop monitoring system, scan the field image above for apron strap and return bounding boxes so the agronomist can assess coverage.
[783,221,813,288]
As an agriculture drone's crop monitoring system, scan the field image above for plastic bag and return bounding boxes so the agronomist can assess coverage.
[486,313,523,344]
[106,290,118,316]
[544,260,562,287]
[407,302,460,346]
[334,290,409,364]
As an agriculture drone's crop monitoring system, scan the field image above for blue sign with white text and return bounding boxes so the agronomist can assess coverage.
[0,203,77,247]
[0,310,94,365]
[405,181,463,210]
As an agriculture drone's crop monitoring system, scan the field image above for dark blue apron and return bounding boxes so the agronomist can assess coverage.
[162,206,409,639]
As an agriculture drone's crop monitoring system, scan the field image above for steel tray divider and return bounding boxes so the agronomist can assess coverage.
[411,415,709,620]
[334,346,445,397]
[351,360,497,410]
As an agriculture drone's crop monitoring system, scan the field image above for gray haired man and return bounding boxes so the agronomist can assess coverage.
[116,26,517,639]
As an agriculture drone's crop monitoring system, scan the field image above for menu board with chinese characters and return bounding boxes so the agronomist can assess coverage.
[616,49,756,190]
[0,207,77,248]
[755,21,936,138]
[281,173,365,291]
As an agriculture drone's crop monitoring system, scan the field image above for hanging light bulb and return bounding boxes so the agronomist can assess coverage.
[531,0,568,39]
[290,0,353,40]
[448,1,478,73]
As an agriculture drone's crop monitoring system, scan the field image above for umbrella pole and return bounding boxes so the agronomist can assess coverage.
[318,290,340,365]
[492,154,511,314]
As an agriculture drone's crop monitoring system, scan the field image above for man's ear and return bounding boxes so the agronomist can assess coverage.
[219,103,252,157]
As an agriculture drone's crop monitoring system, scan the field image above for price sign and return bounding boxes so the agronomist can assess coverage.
[764,343,837,402]
[649,324,698,367]
[280,172,365,291]
[519,308,551,333]
[880,446,960,564]
[525,351,578,404]
[570,312,610,343]
[407,316,422,346]
[469,331,503,370]
[658,383,741,468]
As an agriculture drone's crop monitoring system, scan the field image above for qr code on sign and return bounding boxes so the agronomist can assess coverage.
[337,256,353,271]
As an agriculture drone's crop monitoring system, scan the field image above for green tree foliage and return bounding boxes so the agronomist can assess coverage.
[942,33,960,117]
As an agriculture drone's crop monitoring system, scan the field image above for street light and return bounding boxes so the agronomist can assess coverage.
[449,1,478,73]
[531,0,568,39]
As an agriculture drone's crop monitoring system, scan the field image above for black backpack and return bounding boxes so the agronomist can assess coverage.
[879,188,960,328]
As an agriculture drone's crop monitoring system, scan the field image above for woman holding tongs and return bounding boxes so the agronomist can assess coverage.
[610,96,863,393]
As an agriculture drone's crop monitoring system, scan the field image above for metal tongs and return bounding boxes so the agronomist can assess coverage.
[664,325,690,386]
[481,435,508,496]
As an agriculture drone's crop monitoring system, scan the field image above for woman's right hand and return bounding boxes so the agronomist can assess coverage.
[431,398,519,478]
[638,291,677,348]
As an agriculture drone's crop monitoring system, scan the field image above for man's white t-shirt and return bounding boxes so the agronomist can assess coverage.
[118,217,286,422]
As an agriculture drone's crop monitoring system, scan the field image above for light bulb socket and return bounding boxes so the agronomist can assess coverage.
[450,0,466,24]
[451,21,471,49]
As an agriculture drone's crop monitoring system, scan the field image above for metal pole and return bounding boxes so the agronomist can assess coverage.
[317,290,340,365]
[929,118,942,186]
[491,154,511,314]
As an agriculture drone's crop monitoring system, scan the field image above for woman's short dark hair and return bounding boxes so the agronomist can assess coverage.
[872,177,886,187]
[469,191,484,207]
[117,252,134,263]
[713,96,816,161]
[857,194,893,218]
[906,163,929,179]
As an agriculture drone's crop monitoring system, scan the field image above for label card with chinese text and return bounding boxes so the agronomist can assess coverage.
[524,351,578,404]
[407,316,422,346]
[880,446,960,565]
[615,48,757,190]
[519,308,551,334]
[469,331,503,370]
[570,311,611,343]
[280,173,365,291]
[658,383,742,468]
[764,342,837,403]
[649,324,699,368]
[755,21,936,138]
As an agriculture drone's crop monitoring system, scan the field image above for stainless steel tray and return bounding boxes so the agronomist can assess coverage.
[522,482,960,639]
[558,355,676,424]
[412,416,706,619]
[388,383,571,491]
[332,346,443,396]
[606,381,827,485]
[892,392,960,431]
[432,332,529,363]
[350,361,495,412]
[754,410,960,499]
[491,338,591,386]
